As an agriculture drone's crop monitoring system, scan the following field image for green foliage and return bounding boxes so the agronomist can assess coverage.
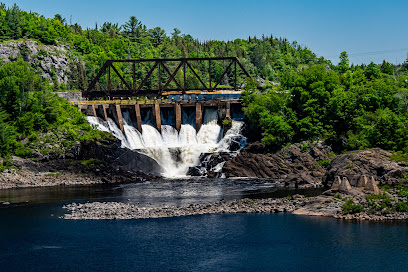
[390,151,408,162]
[317,160,331,167]
[365,193,393,211]
[394,201,408,212]
[334,193,341,199]
[81,158,101,167]
[338,51,349,73]
[0,60,105,158]
[222,119,232,126]
[243,62,408,152]
[396,184,408,198]
[342,198,364,214]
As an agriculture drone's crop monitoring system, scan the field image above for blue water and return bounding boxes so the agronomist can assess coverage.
[1,182,408,271]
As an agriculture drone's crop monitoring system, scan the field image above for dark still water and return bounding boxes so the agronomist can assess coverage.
[1,180,408,271]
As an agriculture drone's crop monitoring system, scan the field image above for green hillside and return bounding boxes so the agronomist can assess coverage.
[0,2,407,165]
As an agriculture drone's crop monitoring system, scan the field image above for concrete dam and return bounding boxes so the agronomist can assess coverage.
[74,98,247,178]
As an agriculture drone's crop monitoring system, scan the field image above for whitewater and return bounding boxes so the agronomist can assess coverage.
[86,109,246,178]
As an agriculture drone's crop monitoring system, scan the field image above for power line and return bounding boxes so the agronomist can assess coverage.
[327,48,408,58]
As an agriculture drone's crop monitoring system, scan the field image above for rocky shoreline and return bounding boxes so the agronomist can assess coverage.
[0,138,161,190]
[62,193,408,221]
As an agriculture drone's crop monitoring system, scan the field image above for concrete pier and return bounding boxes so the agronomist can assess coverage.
[135,104,142,133]
[175,103,182,132]
[115,105,124,133]
[102,105,108,121]
[196,103,203,132]
[226,102,231,119]
[153,104,161,131]
[77,100,242,134]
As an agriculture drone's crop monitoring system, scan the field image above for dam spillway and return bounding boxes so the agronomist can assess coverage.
[79,100,243,134]
[78,100,246,177]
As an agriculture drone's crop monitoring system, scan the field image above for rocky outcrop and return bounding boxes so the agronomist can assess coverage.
[0,137,162,189]
[222,141,333,189]
[0,40,73,85]
[78,137,163,177]
[323,149,408,187]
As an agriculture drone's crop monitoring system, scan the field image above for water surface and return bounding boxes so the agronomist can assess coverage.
[0,180,407,271]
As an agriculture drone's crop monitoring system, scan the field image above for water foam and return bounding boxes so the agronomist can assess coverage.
[87,111,246,178]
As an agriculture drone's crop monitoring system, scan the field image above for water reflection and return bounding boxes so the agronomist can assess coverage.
[0,178,323,207]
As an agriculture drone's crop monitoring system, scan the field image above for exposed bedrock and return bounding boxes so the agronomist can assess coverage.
[324,148,408,187]
[222,141,332,189]
[78,138,163,179]
[221,142,408,189]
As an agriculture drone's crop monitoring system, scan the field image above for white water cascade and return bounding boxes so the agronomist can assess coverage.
[86,109,246,178]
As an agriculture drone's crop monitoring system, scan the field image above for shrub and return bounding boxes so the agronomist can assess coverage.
[342,198,364,214]
[394,201,408,212]
[222,119,232,126]
[317,160,331,167]
[366,193,393,211]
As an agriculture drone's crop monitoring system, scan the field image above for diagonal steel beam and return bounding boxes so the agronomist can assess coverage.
[186,61,207,89]
[136,61,158,94]
[212,60,234,90]
[87,61,110,92]
[161,61,184,92]
[111,64,132,92]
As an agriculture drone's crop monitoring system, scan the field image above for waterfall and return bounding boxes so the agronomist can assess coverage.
[86,109,246,178]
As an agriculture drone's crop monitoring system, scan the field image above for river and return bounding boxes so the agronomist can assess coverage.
[1,179,408,271]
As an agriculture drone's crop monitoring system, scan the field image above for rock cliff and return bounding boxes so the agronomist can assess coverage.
[0,40,74,85]
[222,141,333,189]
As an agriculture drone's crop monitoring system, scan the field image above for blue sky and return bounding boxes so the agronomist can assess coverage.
[2,0,407,64]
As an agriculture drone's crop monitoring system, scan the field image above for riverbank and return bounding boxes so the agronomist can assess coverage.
[0,138,161,189]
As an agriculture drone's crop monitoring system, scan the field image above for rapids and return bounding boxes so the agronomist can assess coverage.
[86,108,246,177]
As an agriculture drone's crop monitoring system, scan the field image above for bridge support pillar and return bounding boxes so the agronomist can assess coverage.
[153,104,161,132]
[226,102,231,119]
[134,104,142,133]
[101,105,108,121]
[196,103,202,132]
[115,105,124,133]
[175,103,182,132]
[91,105,97,117]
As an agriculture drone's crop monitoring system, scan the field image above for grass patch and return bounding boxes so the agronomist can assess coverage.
[390,151,408,162]
[81,158,102,167]
[317,160,331,167]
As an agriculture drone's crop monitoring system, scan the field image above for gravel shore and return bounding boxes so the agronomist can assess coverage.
[62,194,408,221]
[63,198,297,220]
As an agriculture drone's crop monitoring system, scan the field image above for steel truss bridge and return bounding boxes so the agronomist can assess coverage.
[83,57,253,99]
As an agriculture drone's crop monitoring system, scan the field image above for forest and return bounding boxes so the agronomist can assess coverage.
[0,2,407,161]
